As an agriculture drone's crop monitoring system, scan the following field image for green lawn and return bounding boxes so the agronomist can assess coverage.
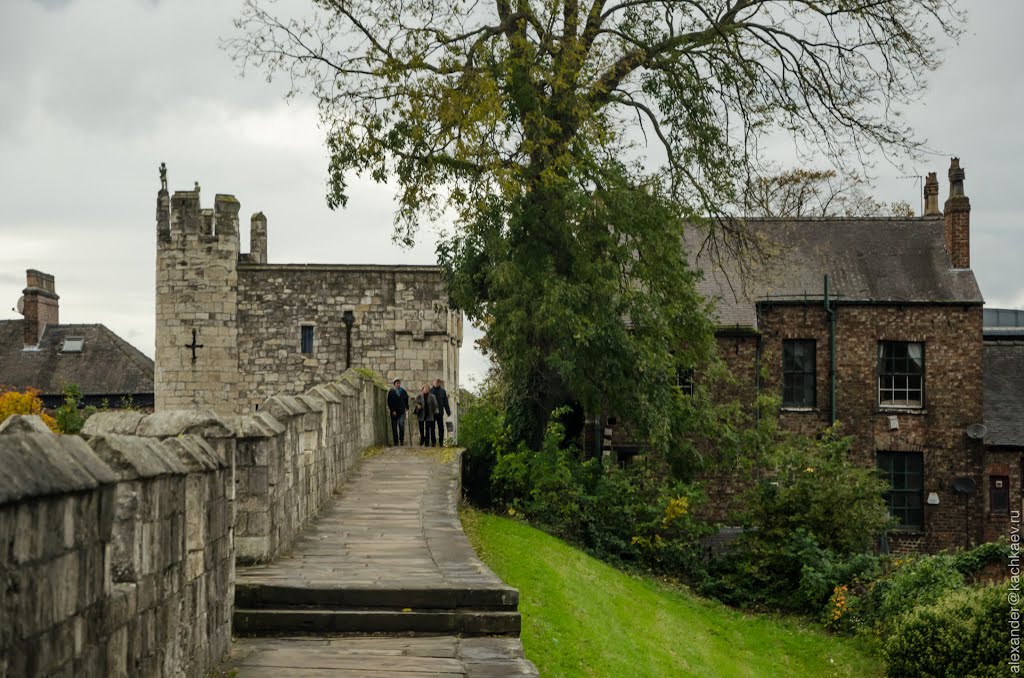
[461,509,884,678]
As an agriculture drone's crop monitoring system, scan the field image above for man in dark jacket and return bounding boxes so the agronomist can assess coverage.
[430,379,452,447]
[387,379,409,445]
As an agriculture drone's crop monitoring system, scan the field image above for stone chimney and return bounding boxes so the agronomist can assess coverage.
[923,172,941,216]
[944,158,971,269]
[250,212,268,264]
[21,269,59,347]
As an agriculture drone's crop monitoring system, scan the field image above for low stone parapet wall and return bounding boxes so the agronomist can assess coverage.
[233,371,387,563]
[0,370,387,677]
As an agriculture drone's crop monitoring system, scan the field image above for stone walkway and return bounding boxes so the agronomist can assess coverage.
[225,447,537,676]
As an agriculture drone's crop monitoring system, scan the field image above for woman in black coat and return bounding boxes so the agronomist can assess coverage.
[413,384,438,446]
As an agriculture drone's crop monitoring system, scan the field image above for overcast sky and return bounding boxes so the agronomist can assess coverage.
[1,0,1022,390]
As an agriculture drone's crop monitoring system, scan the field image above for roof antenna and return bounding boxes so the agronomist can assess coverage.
[897,175,923,216]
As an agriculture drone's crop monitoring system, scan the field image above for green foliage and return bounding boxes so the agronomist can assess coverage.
[883,584,1010,678]
[458,386,713,575]
[53,384,96,434]
[952,540,1011,579]
[701,426,891,612]
[230,0,964,450]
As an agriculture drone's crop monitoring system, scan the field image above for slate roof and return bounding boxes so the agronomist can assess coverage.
[0,321,154,397]
[984,341,1024,448]
[686,217,984,329]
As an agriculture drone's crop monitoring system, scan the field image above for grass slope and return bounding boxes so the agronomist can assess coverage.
[462,509,883,678]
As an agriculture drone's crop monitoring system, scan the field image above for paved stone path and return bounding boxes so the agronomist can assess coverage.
[226,447,537,676]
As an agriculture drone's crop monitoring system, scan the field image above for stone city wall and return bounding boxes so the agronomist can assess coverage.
[0,413,232,678]
[233,370,388,563]
[0,371,387,677]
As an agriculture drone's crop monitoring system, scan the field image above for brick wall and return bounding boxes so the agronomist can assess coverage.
[699,302,988,553]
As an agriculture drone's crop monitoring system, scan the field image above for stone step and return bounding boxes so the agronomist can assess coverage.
[233,607,522,636]
[235,583,520,611]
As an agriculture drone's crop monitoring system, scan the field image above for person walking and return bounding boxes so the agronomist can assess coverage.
[430,379,452,446]
[387,379,409,446]
[414,383,438,447]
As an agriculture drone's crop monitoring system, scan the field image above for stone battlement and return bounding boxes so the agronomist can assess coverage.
[0,370,387,678]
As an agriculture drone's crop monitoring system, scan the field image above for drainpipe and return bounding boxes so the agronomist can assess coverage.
[824,275,837,425]
[342,310,355,369]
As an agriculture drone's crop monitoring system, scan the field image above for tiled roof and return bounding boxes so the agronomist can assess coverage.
[0,321,153,397]
[686,217,984,329]
[984,341,1024,447]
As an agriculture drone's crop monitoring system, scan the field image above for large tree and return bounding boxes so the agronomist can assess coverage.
[228,0,962,450]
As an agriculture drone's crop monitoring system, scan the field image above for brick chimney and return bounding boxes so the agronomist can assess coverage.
[923,172,941,216]
[944,158,971,269]
[21,269,59,347]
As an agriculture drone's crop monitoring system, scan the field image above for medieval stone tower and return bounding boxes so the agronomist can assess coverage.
[155,166,242,416]
[155,165,463,419]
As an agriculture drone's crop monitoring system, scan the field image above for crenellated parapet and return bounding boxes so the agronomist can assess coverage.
[155,166,247,416]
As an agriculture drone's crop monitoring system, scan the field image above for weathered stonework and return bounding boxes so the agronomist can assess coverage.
[154,172,462,420]
[0,370,387,678]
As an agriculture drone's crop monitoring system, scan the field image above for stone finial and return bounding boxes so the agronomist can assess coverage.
[923,172,940,216]
[250,212,268,264]
[948,157,965,197]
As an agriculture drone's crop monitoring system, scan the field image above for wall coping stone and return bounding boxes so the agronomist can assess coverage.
[233,413,286,439]
[162,436,226,471]
[331,381,358,398]
[0,421,117,505]
[295,395,325,413]
[88,434,190,480]
[0,414,54,435]
[81,411,147,437]
[261,395,311,420]
[136,410,235,438]
[306,384,343,404]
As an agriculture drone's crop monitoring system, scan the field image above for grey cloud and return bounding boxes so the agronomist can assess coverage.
[2,0,1023,388]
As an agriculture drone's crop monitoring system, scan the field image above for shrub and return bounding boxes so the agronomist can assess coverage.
[857,554,965,636]
[53,384,96,434]
[0,387,57,431]
[883,584,1010,677]
[701,426,891,613]
[459,389,507,507]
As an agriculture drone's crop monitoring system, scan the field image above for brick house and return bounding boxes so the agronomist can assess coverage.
[0,270,154,408]
[596,159,1008,554]
[981,308,1024,543]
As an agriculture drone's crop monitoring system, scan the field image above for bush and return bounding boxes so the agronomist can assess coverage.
[52,384,96,434]
[459,388,507,507]
[0,387,57,431]
[884,584,1010,677]
[874,555,965,627]
[701,426,891,613]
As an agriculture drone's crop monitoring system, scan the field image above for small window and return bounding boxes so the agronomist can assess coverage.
[991,475,1010,514]
[676,367,695,396]
[300,325,314,354]
[61,337,84,353]
[782,340,816,407]
[877,452,924,530]
[878,341,924,408]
